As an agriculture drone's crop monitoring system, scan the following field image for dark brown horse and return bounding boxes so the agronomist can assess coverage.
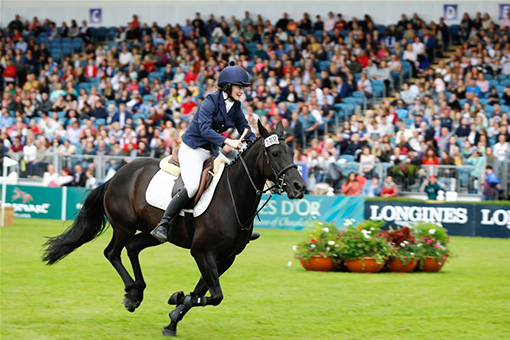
[42,121,306,337]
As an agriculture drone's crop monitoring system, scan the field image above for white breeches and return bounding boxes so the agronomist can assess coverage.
[178,143,212,197]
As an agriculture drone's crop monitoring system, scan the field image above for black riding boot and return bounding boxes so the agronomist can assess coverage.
[150,188,190,243]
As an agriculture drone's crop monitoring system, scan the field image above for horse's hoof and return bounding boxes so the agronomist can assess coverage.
[162,327,176,337]
[168,291,184,305]
[122,296,140,312]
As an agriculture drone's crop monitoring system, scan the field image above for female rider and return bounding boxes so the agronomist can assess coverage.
[151,61,259,242]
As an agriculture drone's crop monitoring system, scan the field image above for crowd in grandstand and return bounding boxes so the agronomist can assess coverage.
[1,10,509,199]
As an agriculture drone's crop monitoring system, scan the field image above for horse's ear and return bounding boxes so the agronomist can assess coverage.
[275,121,284,137]
[257,120,269,138]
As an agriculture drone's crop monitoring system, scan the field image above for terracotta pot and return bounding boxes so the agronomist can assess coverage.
[388,258,418,273]
[421,256,448,272]
[299,256,335,272]
[344,257,386,273]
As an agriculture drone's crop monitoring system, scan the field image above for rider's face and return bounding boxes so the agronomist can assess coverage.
[231,85,245,101]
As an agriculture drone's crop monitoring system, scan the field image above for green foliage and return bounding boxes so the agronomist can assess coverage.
[293,220,340,261]
[411,222,450,260]
[412,222,449,244]
[355,219,386,233]
[337,226,390,263]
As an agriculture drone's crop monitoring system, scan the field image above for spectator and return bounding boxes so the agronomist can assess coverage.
[362,175,381,197]
[72,164,86,187]
[85,169,98,189]
[57,168,74,186]
[482,165,500,200]
[42,164,59,187]
[381,175,398,197]
[341,172,362,196]
[423,174,442,200]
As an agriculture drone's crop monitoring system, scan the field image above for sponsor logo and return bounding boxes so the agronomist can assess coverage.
[369,205,468,224]
[12,188,33,204]
[9,187,51,215]
[480,209,510,229]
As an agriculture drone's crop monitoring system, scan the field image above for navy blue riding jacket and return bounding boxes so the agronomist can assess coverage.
[182,91,256,157]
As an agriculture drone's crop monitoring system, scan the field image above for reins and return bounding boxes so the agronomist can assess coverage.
[226,138,297,231]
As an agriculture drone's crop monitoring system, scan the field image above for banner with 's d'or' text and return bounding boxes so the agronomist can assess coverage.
[255,195,365,230]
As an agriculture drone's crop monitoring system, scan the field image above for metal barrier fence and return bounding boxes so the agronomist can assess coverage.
[8,152,487,197]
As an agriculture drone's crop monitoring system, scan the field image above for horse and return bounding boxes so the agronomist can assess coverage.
[42,120,306,337]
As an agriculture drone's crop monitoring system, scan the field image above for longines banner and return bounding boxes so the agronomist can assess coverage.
[365,200,510,238]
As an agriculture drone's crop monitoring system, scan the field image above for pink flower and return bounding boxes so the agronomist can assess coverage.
[433,243,439,249]
[427,240,432,245]
[311,239,317,243]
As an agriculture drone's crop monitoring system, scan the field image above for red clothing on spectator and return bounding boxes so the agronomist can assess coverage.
[144,61,156,73]
[422,156,440,165]
[185,71,197,84]
[2,66,17,78]
[181,101,197,115]
[357,55,369,68]
[381,184,398,197]
[11,144,23,152]
[334,20,346,30]
[127,83,139,93]
[341,180,362,196]
[85,65,98,78]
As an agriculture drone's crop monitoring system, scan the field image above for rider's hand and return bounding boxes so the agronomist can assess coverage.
[225,138,243,150]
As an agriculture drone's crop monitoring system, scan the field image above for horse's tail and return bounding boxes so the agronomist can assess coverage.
[42,181,110,265]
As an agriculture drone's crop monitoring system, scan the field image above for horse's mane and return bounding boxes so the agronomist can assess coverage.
[226,136,263,168]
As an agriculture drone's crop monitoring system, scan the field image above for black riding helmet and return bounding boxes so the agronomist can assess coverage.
[218,60,252,100]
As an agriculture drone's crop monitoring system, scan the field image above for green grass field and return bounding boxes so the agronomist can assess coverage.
[1,219,510,340]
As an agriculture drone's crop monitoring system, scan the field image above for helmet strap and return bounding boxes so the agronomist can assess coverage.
[222,84,237,101]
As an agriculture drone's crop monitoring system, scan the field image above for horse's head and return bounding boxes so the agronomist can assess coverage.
[257,120,306,199]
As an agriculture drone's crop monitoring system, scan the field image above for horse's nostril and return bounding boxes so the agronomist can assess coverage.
[293,181,303,191]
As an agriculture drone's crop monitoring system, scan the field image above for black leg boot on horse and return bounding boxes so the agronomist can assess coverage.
[151,188,190,243]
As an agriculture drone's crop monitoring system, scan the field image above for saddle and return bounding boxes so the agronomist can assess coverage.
[159,148,230,205]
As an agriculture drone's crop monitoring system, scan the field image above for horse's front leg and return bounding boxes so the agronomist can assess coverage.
[163,255,235,337]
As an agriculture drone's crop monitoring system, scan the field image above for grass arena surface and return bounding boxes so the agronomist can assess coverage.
[1,219,510,340]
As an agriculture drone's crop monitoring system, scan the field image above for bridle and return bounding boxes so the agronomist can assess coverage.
[226,136,298,231]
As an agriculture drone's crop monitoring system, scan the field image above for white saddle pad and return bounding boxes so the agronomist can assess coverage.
[145,162,226,217]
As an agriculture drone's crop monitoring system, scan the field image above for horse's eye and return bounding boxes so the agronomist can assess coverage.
[271,151,280,157]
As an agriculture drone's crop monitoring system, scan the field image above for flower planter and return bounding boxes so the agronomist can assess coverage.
[421,256,448,272]
[344,257,386,273]
[299,256,336,272]
[388,258,418,273]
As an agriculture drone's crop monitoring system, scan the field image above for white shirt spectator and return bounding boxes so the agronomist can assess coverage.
[324,18,336,32]
[23,144,37,162]
[412,41,425,55]
[119,51,133,66]
[494,141,509,162]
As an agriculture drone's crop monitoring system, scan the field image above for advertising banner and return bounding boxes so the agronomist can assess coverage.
[365,200,510,238]
[255,195,365,230]
[476,205,510,238]
[5,185,62,220]
[65,187,89,220]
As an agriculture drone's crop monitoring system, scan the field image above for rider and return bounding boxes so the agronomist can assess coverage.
[151,61,259,243]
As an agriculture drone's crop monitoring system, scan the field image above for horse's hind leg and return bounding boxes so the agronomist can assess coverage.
[103,227,137,312]
[125,232,160,310]
[163,256,236,337]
